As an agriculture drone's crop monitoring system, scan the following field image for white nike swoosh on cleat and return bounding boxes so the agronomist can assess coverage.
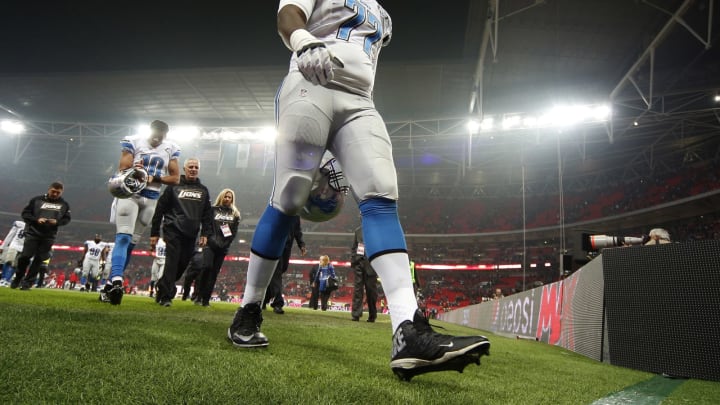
[438,342,454,348]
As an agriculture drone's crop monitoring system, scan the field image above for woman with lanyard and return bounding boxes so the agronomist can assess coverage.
[195,189,241,306]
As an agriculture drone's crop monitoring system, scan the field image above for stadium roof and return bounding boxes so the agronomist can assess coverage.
[1,0,719,198]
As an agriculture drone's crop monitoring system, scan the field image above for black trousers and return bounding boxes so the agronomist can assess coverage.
[156,230,196,301]
[264,244,292,308]
[196,246,226,302]
[319,290,332,311]
[351,257,378,320]
[15,235,54,284]
[309,283,320,310]
[182,250,204,299]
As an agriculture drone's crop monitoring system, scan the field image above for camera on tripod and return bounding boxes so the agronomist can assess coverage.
[581,233,650,252]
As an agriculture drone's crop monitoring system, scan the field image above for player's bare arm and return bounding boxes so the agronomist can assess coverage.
[160,159,181,185]
[148,159,180,186]
[117,150,135,171]
[278,4,307,41]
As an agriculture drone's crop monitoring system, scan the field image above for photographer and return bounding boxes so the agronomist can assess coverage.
[645,228,671,245]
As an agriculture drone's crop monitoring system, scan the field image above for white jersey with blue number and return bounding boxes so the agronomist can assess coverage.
[84,240,106,261]
[281,0,392,98]
[154,238,167,263]
[104,243,115,263]
[120,135,181,200]
[2,221,26,252]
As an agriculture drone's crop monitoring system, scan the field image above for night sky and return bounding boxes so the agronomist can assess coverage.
[2,0,472,73]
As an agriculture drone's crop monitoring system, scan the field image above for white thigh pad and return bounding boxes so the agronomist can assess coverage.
[332,110,398,201]
[114,197,140,235]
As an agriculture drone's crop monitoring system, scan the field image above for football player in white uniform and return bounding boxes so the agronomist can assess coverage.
[227,0,489,380]
[99,242,114,286]
[80,234,106,292]
[101,120,180,305]
[149,237,166,298]
[0,220,26,286]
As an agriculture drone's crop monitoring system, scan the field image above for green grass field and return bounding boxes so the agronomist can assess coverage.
[1,288,718,404]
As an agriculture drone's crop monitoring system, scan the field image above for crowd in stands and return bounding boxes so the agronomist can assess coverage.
[4,160,719,313]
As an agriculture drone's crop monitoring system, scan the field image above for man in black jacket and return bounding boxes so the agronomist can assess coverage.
[308,261,320,310]
[350,225,378,322]
[263,216,306,314]
[150,158,213,306]
[12,182,71,290]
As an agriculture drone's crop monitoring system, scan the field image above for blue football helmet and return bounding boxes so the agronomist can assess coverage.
[299,158,349,222]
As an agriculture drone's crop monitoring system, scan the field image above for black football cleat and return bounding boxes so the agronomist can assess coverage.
[107,280,124,305]
[227,303,269,348]
[390,309,490,381]
[98,283,113,303]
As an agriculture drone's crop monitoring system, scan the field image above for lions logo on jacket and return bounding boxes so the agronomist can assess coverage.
[178,190,204,200]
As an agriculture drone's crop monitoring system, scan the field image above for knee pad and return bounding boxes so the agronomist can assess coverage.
[271,174,314,217]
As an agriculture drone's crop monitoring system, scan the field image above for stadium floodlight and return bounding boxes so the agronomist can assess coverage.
[218,130,242,141]
[257,126,277,144]
[522,116,538,128]
[593,104,611,121]
[136,124,151,136]
[480,117,494,131]
[167,126,199,142]
[501,114,521,130]
[1,120,25,134]
[466,119,480,134]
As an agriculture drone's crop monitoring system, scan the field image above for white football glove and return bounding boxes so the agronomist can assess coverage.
[290,29,344,86]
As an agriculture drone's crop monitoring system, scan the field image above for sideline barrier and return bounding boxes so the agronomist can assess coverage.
[440,240,720,381]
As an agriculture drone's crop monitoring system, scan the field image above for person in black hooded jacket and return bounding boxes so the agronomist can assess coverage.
[195,188,241,306]
[150,158,212,306]
[12,182,71,289]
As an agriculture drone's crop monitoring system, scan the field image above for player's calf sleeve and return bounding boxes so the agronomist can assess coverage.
[123,243,136,271]
[250,205,293,259]
[110,233,132,281]
[2,263,11,281]
[359,198,408,260]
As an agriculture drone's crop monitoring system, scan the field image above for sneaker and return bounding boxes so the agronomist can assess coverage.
[390,309,490,381]
[10,278,20,289]
[107,281,124,305]
[272,306,285,315]
[351,316,360,322]
[227,303,269,348]
[159,299,172,307]
[19,281,32,291]
[202,300,210,307]
[367,318,376,323]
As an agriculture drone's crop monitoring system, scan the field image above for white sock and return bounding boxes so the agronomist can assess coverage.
[242,252,278,307]
[370,252,418,331]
